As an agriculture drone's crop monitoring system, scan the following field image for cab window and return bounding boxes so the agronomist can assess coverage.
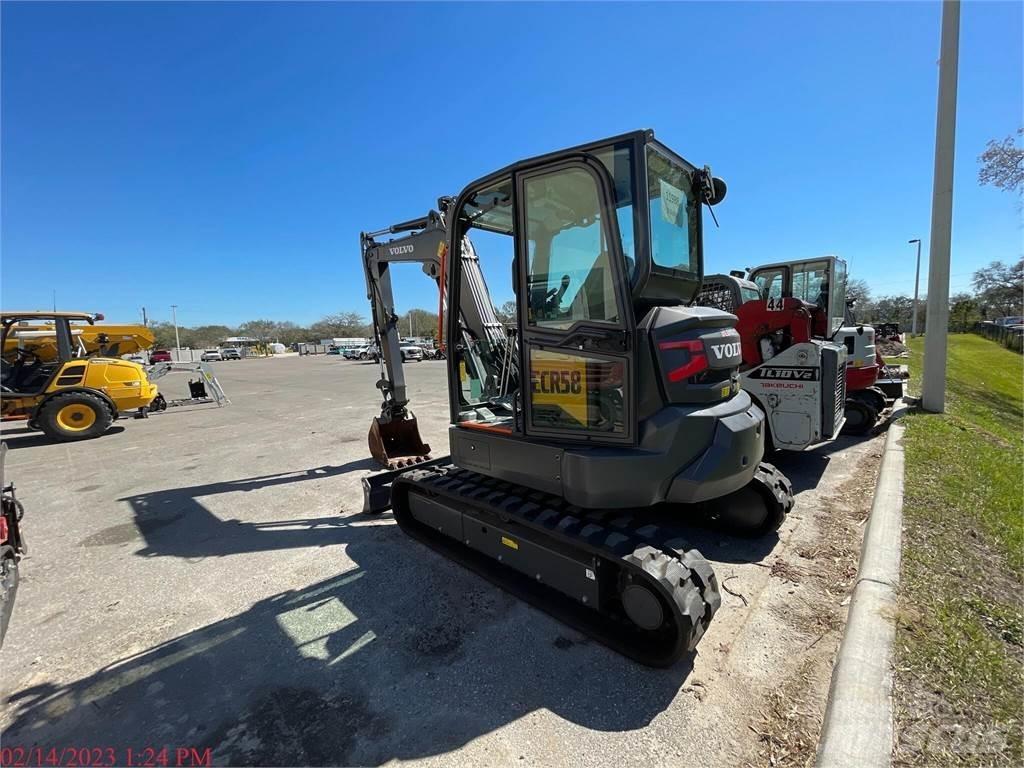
[524,167,620,330]
[646,146,697,275]
[791,260,831,309]
[753,268,785,300]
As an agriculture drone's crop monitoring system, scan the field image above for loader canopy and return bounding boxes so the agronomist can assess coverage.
[749,255,848,338]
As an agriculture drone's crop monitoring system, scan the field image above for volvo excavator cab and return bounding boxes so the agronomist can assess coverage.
[361,131,794,666]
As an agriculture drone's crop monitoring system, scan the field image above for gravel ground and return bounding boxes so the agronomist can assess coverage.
[0,355,885,767]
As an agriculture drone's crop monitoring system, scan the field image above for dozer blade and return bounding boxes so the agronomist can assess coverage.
[368,415,431,470]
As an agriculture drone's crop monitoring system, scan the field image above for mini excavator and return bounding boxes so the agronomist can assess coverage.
[360,131,795,666]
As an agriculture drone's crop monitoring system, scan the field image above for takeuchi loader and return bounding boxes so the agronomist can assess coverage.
[360,130,795,666]
[744,256,898,433]
[694,272,849,451]
[1,311,158,441]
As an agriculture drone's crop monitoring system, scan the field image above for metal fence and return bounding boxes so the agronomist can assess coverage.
[973,323,1024,353]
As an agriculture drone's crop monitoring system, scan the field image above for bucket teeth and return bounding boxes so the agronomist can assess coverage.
[368,416,431,469]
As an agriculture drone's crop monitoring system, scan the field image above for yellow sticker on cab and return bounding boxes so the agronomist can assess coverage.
[530,351,588,426]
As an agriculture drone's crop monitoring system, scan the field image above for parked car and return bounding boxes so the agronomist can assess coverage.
[358,345,380,361]
[221,347,242,360]
[400,344,424,362]
[201,349,223,362]
[149,349,172,364]
[342,347,362,360]
[125,353,147,364]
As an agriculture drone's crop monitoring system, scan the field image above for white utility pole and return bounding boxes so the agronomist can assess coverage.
[171,304,182,355]
[922,0,960,413]
[909,239,922,336]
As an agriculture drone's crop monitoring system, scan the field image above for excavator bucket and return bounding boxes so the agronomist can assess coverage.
[368,415,431,469]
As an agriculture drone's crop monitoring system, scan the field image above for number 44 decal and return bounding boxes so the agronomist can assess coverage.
[767,297,785,311]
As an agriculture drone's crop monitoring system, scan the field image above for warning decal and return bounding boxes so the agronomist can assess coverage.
[530,351,588,426]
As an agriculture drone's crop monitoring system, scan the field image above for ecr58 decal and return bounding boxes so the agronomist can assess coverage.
[530,351,588,425]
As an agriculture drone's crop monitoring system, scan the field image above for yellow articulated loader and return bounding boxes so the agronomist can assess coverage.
[1,311,158,442]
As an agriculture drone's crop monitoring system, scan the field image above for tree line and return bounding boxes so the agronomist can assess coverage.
[147,309,442,350]
[848,258,1023,333]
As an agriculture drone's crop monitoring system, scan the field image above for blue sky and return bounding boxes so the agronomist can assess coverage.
[2,1,1021,328]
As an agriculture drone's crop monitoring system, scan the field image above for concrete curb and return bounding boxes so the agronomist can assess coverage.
[816,416,906,768]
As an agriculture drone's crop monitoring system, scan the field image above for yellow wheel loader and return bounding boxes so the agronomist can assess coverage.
[1,312,158,442]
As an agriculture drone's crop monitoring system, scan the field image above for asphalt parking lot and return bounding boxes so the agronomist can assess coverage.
[1,355,886,767]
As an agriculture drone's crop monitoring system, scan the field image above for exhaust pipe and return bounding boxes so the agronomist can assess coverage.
[367,413,431,470]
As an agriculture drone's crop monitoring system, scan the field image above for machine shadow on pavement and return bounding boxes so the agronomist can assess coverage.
[1,426,127,450]
[768,432,880,495]
[4,467,698,765]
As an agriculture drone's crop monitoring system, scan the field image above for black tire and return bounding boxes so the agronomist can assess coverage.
[37,391,113,442]
[850,387,886,415]
[704,463,791,537]
[708,485,781,536]
[842,399,878,436]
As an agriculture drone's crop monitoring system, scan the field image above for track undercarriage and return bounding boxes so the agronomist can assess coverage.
[365,460,793,666]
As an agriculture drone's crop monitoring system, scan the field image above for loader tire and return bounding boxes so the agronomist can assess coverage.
[850,387,886,415]
[842,399,877,436]
[37,392,113,442]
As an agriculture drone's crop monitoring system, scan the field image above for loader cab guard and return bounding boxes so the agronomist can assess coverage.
[1,313,93,396]
[748,255,848,339]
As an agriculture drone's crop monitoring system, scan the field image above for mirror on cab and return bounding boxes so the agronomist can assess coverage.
[710,177,727,205]
[696,165,727,206]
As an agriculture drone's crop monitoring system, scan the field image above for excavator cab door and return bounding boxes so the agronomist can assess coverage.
[514,157,635,445]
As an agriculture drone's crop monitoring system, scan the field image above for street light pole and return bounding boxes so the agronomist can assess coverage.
[921,0,960,414]
[909,239,922,336]
[171,304,181,356]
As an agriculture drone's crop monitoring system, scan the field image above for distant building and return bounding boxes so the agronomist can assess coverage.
[223,336,261,347]
[320,337,369,349]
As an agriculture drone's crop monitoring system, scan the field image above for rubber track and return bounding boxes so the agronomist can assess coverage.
[749,461,795,535]
[391,464,722,667]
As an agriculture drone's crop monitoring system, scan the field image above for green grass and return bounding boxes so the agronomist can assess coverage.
[894,333,1024,766]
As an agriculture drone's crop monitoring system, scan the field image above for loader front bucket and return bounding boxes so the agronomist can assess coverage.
[368,415,431,469]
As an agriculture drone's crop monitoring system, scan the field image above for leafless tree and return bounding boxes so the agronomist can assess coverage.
[978,128,1023,195]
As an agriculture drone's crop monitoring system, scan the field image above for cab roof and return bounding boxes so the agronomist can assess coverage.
[1,311,97,322]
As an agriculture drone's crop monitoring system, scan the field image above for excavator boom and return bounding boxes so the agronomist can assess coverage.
[361,202,511,468]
